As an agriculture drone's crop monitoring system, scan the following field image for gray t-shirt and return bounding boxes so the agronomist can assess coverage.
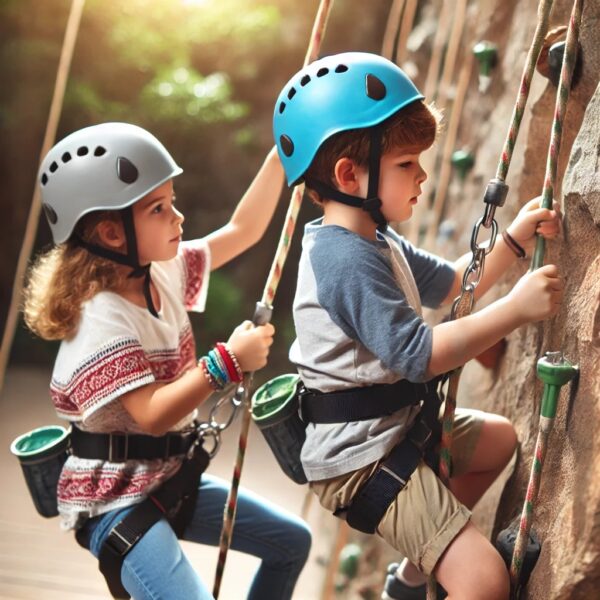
[290,220,455,480]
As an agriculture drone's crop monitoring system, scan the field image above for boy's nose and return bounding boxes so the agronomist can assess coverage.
[417,166,427,184]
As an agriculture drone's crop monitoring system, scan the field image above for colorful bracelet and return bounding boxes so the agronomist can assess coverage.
[198,357,221,391]
[215,343,243,382]
[502,230,527,259]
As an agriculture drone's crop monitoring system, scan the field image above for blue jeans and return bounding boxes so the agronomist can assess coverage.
[82,474,312,600]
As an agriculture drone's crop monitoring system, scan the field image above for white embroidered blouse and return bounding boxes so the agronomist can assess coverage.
[50,239,210,529]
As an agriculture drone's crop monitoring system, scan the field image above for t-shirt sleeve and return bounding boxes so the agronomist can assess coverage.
[310,232,434,382]
[50,306,155,423]
[386,229,455,308]
[170,238,211,313]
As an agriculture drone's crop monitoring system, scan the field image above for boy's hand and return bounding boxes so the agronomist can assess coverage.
[507,264,563,323]
[506,196,562,254]
[227,320,275,372]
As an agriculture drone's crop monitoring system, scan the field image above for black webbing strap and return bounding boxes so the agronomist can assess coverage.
[70,426,197,462]
[342,380,444,534]
[300,378,427,424]
[97,442,210,598]
[345,435,423,534]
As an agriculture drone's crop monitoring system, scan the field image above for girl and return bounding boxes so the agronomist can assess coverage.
[23,122,311,600]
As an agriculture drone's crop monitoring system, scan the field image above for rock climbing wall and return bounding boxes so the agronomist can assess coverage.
[421,0,600,598]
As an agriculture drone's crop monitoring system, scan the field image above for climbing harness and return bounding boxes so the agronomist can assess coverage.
[498,1,583,597]
[0,0,86,393]
[211,2,335,597]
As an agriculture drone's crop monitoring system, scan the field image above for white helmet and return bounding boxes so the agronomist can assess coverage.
[39,122,183,243]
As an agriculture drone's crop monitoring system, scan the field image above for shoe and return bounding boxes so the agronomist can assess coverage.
[381,563,447,600]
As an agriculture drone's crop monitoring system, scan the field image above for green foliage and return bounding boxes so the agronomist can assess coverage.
[201,270,244,343]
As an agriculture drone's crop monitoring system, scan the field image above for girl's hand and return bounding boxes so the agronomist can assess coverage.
[227,320,275,372]
[506,196,562,254]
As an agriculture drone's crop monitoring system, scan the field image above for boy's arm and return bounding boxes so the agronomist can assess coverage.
[205,147,285,271]
[440,197,561,306]
[428,264,562,376]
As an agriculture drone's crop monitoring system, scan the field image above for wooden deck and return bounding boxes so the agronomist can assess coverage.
[0,367,332,600]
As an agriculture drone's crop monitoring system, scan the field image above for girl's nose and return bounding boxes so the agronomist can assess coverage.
[173,206,185,223]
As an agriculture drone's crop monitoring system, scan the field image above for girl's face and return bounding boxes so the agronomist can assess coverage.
[132,179,184,264]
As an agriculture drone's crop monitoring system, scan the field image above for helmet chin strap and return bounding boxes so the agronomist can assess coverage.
[304,126,388,233]
[73,206,159,317]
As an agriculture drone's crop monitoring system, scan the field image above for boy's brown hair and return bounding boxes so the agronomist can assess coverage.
[304,100,441,205]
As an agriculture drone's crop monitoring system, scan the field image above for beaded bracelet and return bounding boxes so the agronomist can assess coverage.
[215,343,244,382]
[198,357,221,391]
[502,230,527,259]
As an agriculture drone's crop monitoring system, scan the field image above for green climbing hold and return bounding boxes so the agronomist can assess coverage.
[338,543,362,579]
[537,351,579,419]
[451,149,475,181]
[473,40,498,76]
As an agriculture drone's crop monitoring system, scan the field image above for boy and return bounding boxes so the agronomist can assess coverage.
[273,53,562,600]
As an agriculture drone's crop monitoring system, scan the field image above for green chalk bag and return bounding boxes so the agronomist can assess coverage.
[10,425,71,518]
[252,374,307,484]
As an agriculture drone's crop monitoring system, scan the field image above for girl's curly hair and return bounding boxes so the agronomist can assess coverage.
[23,211,127,340]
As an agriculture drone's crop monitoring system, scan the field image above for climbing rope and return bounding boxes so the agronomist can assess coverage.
[509,0,583,594]
[211,2,335,597]
[438,0,555,487]
[0,0,86,395]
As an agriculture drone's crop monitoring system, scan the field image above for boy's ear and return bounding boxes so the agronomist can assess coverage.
[333,157,363,194]
[96,219,125,249]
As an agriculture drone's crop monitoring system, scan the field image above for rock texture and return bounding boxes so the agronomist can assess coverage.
[429,1,600,598]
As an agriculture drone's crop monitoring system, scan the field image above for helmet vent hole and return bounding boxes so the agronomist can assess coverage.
[61,152,72,163]
[280,135,294,157]
[94,146,106,157]
[41,173,48,186]
[287,87,296,100]
[117,156,139,184]
[317,68,329,77]
[366,74,387,100]
[335,64,348,73]
[77,146,89,156]
[49,161,58,173]
[279,101,286,114]
[300,75,311,86]
[43,203,58,225]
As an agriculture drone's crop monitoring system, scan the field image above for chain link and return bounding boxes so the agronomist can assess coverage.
[451,212,500,321]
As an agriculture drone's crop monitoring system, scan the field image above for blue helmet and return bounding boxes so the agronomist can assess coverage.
[273,52,424,186]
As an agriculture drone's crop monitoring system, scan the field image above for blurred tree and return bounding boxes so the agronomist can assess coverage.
[0,0,391,374]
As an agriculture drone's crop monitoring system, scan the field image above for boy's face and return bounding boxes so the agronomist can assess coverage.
[132,179,184,264]
[359,148,427,224]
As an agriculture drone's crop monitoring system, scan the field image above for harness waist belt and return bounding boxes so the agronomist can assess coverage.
[300,378,429,424]
[70,425,197,462]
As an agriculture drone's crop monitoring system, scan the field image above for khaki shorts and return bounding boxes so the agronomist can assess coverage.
[310,408,485,575]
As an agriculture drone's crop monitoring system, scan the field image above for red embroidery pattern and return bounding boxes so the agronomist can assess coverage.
[183,246,206,310]
[58,462,180,506]
[51,340,152,418]
[51,328,196,419]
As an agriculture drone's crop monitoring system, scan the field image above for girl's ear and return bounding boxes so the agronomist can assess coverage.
[96,219,125,249]
[333,157,364,194]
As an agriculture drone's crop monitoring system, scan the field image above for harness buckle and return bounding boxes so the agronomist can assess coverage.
[407,419,432,451]
[105,525,140,557]
[108,433,129,462]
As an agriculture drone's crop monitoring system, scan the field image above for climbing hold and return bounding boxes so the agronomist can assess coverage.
[451,149,475,181]
[537,351,579,420]
[547,41,567,86]
[473,41,498,93]
[496,520,541,592]
[338,543,362,579]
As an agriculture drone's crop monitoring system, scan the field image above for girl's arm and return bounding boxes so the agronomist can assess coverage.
[120,322,274,435]
[205,147,285,271]
[440,197,561,305]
